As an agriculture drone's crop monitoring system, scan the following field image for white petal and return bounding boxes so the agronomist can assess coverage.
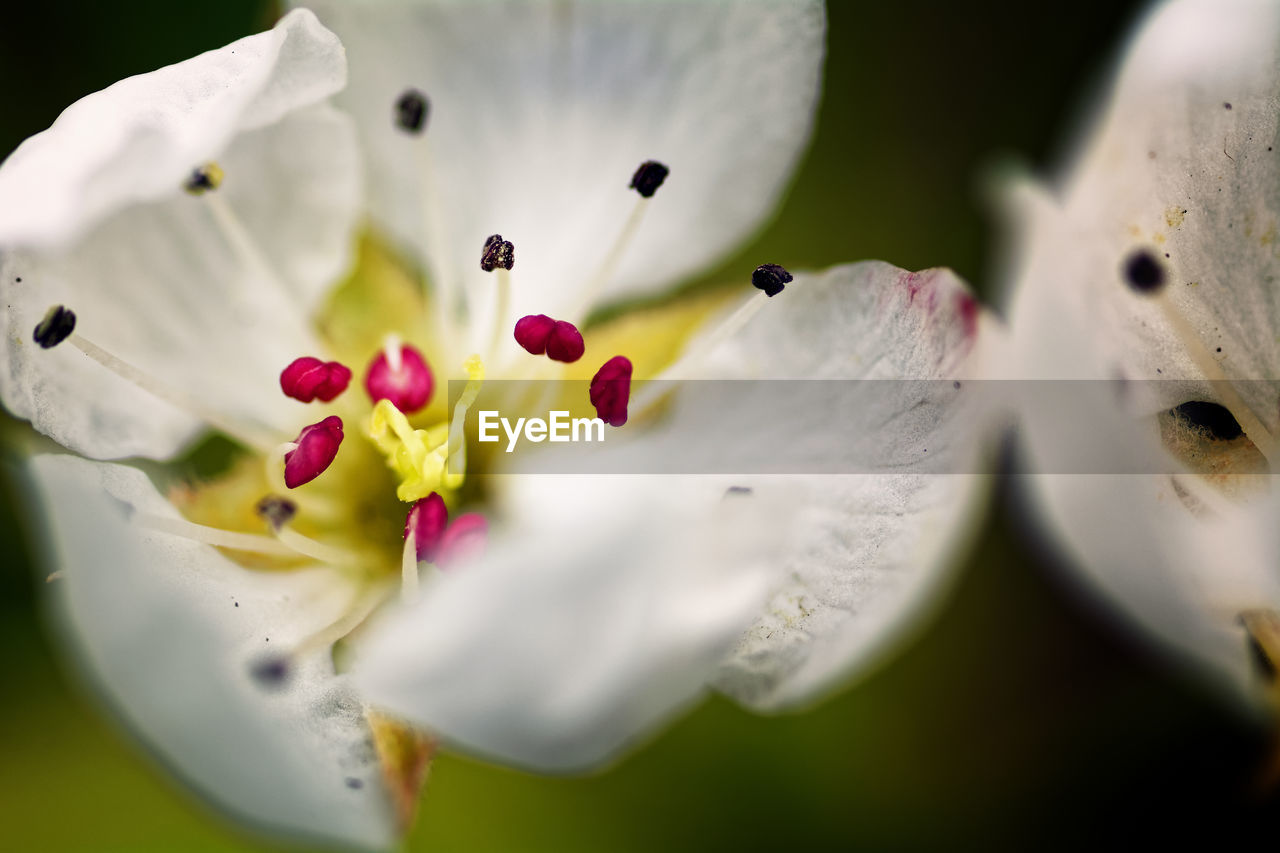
[353,477,787,772]
[1013,0,1280,424]
[0,14,361,461]
[687,263,995,708]
[0,9,347,250]
[518,263,997,709]
[1003,0,1280,695]
[26,454,396,850]
[305,0,824,322]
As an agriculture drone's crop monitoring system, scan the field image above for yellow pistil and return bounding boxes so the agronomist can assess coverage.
[368,354,485,501]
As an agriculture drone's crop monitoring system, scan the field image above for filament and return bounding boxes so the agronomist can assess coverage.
[69,333,280,454]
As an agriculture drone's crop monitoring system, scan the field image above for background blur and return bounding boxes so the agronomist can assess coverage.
[2,1,1276,850]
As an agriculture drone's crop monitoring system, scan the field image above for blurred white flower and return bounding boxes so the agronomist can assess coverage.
[1005,0,1280,708]
[0,2,994,848]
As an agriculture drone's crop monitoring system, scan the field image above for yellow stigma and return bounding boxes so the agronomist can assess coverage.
[368,400,449,502]
[443,355,485,486]
[368,355,485,501]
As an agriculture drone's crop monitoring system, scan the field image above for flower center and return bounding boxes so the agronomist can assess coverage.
[27,90,798,688]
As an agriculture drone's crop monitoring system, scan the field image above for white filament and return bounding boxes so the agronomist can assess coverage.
[487,268,512,365]
[570,197,650,324]
[136,513,296,556]
[384,332,404,373]
[629,289,774,415]
[401,529,419,602]
[69,333,280,454]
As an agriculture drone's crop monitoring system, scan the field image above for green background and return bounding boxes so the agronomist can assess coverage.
[1,1,1274,850]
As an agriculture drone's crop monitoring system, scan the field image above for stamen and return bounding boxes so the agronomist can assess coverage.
[407,116,462,357]
[33,305,76,348]
[513,314,584,363]
[629,160,669,198]
[253,493,358,565]
[202,189,300,305]
[266,442,298,494]
[365,338,434,414]
[480,236,515,360]
[404,493,449,563]
[385,334,404,374]
[514,314,556,355]
[273,523,356,565]
[631,267,789,414]
[402,493,448,600]
[489,270,512,362]
[282,416,344,489]
[1123,249,1278,467]
[751,263,792,297]
[395,89,430,135]
[545,321,585,364]
[280,356,352,403]
[134,513,295,557]
[37,308,279,453]
[437,513,488,568]
[589,356,633,427]
[480,234,515,273]
[569,161,666,323]
[184,162,224,195]
[255,495,298,529]
[400,532,419,601]
[292,584,393,656]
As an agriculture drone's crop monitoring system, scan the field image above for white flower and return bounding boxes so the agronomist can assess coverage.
[1,2,994,848]
[1005,0,1280,706]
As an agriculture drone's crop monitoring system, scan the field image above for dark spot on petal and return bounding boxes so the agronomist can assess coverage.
[1122,249,1166,294]
[249,655,290,688]
[1171,401,1243,441]
[724,485,753,498]
[345,777,364,790]
[953,381,961,390]
[1224,102,1233,110]
[1217,347,1222,353]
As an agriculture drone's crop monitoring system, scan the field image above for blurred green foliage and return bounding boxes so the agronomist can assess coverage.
[1,1,1276,850]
